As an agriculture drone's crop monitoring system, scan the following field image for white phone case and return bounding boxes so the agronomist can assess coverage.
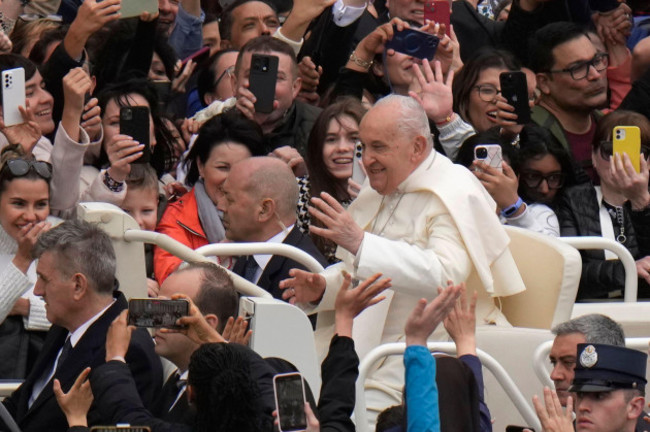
[352,141,365,184]
[2,68,25,127]
[474,144,503,171]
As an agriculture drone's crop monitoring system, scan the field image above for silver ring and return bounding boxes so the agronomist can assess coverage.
[290,288,296,295]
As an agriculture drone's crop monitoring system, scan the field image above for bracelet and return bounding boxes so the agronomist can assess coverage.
[349,50,373,70]
[501,197,524,218]
[435,113,454,126]
[103,170,124,193]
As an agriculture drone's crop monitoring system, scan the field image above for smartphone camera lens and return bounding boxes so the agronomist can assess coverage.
[476,147,488,159]
[122,109,133,121]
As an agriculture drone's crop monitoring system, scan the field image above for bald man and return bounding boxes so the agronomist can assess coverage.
[218,157,327,300]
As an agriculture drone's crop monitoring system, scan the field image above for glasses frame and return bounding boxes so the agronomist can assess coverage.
[547,53,609,81]
[473,84,502,103]
[520,170,566,190]
[213,66,235,89]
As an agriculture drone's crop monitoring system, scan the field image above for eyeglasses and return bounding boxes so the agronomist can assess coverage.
[2,159,52,180]
[213,66,235,89]
[598,141,650,161]
[474,84,501,102]
[520,170,566,189]
[547,53,609,81]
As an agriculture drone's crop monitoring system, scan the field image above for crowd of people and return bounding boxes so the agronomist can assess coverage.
[0,0,648,430]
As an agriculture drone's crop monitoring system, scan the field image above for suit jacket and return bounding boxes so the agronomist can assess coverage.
[1,292,162,432]
[152,373,195,426]
[233,225,328,300]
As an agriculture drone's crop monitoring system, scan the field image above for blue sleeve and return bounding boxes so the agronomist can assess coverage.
[169,3,205,59]
[459,354,493,432]
[404,346,440,432]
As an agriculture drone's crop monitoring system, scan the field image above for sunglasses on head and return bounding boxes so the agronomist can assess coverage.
[598,141,650,161]
[2,159,52,180]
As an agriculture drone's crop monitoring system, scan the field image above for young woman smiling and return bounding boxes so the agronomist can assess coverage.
[0,145,57,379]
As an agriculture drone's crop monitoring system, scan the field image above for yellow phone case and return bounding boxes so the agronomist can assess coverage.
[613,126,641,173]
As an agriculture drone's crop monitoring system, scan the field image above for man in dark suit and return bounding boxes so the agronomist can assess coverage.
[219,157,328,300]
[151,262,239,425]
[0,219,162,432]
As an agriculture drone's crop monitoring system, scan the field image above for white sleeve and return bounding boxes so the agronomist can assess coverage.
[437,115,475,162]
[23,293,51,331]
[0,262,32,324]
[332,0,367,26]
[506,203,560,237]
[49,123,91,212]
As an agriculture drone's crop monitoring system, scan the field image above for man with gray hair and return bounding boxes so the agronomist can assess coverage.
[280,94,524,422]
[549,314,625,407]
[219,157,327,300]
[0,219,162,432]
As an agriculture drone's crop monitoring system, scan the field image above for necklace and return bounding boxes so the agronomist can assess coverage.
[370,192,406,236]
[606,203,627,244]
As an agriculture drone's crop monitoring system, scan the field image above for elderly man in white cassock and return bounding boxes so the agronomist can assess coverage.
[280,94,525,424]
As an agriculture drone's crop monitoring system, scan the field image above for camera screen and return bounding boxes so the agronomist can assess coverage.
[276,376,306,431]
[127,299,189,329]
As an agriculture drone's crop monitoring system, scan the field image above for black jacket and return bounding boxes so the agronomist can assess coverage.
[232,225,328,300]
[1,292,162,432]
[557,183,650,300]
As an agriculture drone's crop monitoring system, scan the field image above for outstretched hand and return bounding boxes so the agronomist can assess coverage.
[54,367,93,427]
[404,281,462,346]
[106,310,134,362]
[222,316,252,345]
[309,192,364,255]
[530,387,574,432]
[279,268,327,304]
[334,272,391,337]
[408,60,454,125]
[443,284,477,356]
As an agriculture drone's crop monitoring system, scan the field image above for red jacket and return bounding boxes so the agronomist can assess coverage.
[153,188,208,283]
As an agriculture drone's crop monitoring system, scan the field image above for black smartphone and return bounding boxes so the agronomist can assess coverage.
[249,54,279,114]
[386,27,440,61]
[273,373,307,432]
[127,298,189,329]
[499,71,531,124]
[506,426,534,432]
[181,46,210,67]
[120,106,151,164]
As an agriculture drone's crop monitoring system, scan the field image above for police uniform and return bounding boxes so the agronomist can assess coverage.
[570,344,648,432]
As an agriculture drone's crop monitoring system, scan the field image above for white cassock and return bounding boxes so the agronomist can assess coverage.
[301,150,526,425]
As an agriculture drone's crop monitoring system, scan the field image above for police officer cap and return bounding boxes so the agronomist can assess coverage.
[569,343,647,393]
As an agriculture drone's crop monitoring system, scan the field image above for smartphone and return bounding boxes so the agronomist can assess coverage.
[424,1,451,35]
[120,106,151,164]
[500,71,531,124]
[249,54,278,114]
[127,298,189,329]
[613,126,642,173]
[120,0,158,19]
[1,67,25,127]
[386,27,440,61]
[181,46,210,68]
[273,373,307,432]
[352,140,365,184]
[474,144,503,171]
[506,426,534,432]
[91,428,151,432]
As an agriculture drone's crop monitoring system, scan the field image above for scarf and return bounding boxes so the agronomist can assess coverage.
[194,179,226,244]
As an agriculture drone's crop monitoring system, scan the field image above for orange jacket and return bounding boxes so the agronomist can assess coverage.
[153,188,208,283]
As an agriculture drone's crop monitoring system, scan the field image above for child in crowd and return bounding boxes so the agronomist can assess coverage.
[121,164,162,297]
